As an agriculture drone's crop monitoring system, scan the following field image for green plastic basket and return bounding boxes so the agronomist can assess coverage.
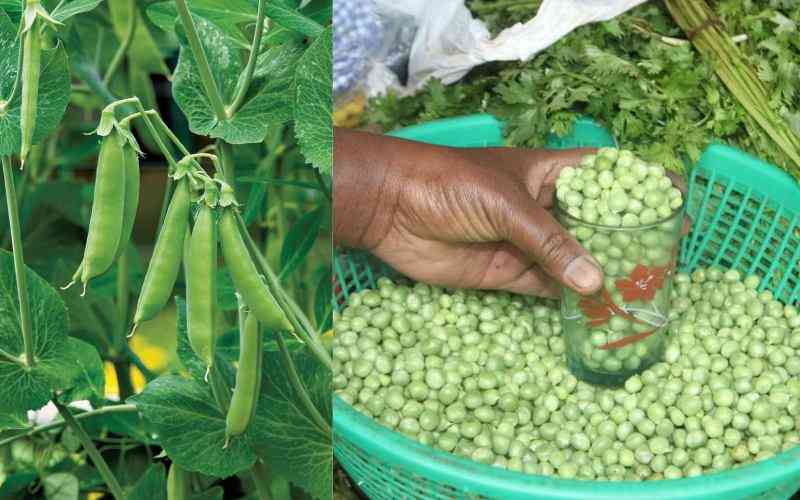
[333,114,800,499]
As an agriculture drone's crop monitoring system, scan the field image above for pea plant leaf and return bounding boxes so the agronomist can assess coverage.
[107,0,170,76]
[265,0,325,38]
[0,0,22,24]
[294,26,332,173]
[146,0,255,48]
[0,249,77,413]
[171,15,302,144]
[42,472,80,500]
[58,337,106,404]
[313,268,332,333]
[127,463,167,500]
[0,409,28,431]
[50,0,104,22]
[279,207,323,281]
[129,375,257,478]
[251,341,331,500]
[0,10,71,157]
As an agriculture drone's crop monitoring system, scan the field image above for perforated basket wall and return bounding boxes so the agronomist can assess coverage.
[333,115,800,499]
[680,144,800,305]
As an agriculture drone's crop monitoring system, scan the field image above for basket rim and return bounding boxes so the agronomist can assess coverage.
[334,395,800,499]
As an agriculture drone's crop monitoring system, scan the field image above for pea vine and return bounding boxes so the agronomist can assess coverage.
[0,0,332,498]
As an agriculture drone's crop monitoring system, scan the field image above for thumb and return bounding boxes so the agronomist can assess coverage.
[502,193,604,295]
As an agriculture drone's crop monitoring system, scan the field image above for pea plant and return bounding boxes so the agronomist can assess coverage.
[0,0,332,498]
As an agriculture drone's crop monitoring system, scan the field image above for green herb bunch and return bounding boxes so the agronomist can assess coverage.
[368,1,800,176]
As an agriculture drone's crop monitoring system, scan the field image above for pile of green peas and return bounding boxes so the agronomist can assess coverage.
[555,147,683,227]
[333,268,800,480]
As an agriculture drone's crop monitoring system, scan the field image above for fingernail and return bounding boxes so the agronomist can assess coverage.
[565,256,602,291]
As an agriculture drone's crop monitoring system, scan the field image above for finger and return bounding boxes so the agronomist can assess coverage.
[665,170,688,195]
[502,193,603,295]
[520,148,597,200]
[474,243,561,297]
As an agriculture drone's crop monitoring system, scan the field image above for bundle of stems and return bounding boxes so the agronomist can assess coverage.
[665,0,800,179]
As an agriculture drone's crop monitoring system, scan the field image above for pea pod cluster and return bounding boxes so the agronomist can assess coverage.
[67,126,140,293]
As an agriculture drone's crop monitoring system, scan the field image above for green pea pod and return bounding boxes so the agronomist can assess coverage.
[186,203,218,370]
[225,310,262,444]
[113,129,141,261]
[79,130,127,289]
[219,208,292,332]
[132,178,191,333]
[19,20,41,166]
[167,462,189,500]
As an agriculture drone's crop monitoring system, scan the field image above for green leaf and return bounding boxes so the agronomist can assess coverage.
[63,24,118,105]
[0,249,73,413]
[127,463,167,500]
[172,18,302,144]
[191,487,224,500]
[264,1,324,38]
[146,0,254,48]
[294,26,332,173]
[0,471,37,498]
[313,268,332,333]
[59,337,105,404]
[0,10,71,157]
[252,344,331,500]
[128,375,257,478]
[0,409,27,430]
[0,0,22,24]
[51,0,104,22]
[42,472,79,500]
[108,0,170,75]
[279,207,322,281]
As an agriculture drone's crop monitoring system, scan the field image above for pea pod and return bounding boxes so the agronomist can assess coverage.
[132,178,191,333]
[19,20,41,166]
[113,127,141,261]
[225,310,263,443]
[219,208,292,332]
[167,462,189,500]
[186,202,218,369]
[78,130,127,289]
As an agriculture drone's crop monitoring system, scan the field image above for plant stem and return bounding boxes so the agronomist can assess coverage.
[113,360,135,400]
[250,460,273,500]
[0,347,24,365]
[123,343,156,381]
[102,0,137,86]
[174,0,228,122]
[0,403,138,448]
[53,399,127,500]
[116,249,130,347]
[2,157,34,368]
[275,333,330,435]
[217,140,236,189]
[228,0,266,116]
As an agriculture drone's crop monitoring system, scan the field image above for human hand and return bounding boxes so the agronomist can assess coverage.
[334,128,605,297]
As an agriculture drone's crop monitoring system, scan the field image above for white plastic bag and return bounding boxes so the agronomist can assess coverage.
[368,0,648,96]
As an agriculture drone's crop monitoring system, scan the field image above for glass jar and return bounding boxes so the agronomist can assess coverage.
[557,203,684,386]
